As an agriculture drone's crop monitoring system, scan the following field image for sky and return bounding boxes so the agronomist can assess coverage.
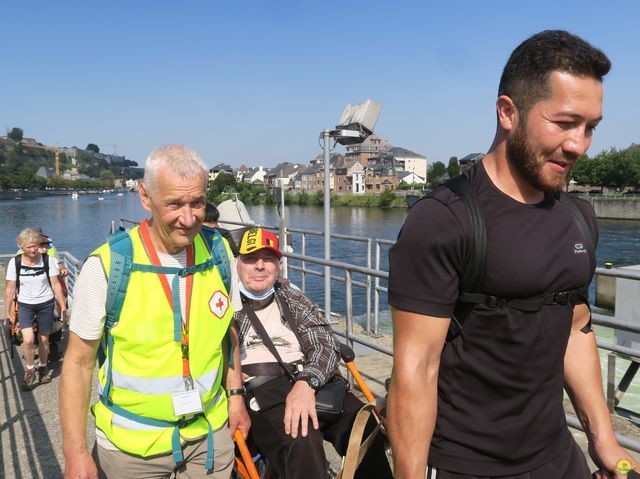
[2,1,640,169]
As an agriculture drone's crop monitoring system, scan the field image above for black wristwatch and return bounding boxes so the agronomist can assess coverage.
[296,376,320,391]
[226,387,246,397]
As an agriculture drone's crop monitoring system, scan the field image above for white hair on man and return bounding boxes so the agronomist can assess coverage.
[143,144,207,194]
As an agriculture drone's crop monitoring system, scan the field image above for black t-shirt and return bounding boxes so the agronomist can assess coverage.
[388,162,598,475]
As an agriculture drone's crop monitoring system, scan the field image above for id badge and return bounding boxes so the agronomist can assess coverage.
[172,389,203,416]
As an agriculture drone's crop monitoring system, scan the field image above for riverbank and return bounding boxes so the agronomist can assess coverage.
[0,190,71,200]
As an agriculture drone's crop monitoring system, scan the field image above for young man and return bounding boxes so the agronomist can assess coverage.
[234,228,392,479]
[387,30,634,478]
[60,145,248,479]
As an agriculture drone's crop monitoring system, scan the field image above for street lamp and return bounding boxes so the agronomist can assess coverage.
[320,99,382,323]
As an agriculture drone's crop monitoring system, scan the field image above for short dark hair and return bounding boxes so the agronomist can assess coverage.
[205,202,220,223]
[498,30,611,117]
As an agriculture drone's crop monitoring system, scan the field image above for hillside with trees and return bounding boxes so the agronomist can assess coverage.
[0,132,141,190]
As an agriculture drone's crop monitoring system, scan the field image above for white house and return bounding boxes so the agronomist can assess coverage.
[398,171,425,185]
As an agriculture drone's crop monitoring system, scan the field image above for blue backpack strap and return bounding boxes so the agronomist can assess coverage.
[105,229,134,331]
[97,229,134,368]
[200,227,234,367]
[200,227,231,294]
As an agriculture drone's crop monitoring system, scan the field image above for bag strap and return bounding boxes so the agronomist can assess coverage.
[555,191,596,279]
[443,174,486,293]
[200,226,231,294]
[242,299,297,381]
[105,229,134,332]
[43,253,52,289]
[14,255,21,292]
[336,401,382,479]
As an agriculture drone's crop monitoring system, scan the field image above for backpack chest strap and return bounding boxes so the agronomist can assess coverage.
[458,286,588,312]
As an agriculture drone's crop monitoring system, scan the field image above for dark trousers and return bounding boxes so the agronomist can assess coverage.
[247,391,392,479]
[427,437,591,478]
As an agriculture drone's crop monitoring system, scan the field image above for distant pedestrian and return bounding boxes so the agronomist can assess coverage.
[4,228,67,390]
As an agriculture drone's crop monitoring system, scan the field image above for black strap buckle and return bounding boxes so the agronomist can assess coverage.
[484,295,506,308]
[552,291,570,305]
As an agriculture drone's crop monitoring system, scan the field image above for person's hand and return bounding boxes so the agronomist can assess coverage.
[228,395,251,439]
[284,380,318,438]
[64,450,98,479]
[60,268,69,277]
[590,438,637,478]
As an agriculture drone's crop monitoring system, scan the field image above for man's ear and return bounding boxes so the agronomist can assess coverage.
[139,182,152,213]
[496,95,520,133]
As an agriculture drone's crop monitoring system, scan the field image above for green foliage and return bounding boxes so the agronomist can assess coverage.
[209,172,237,198]
[86,143,100,153]
[447,156,460,177]
[78,153,109,178]
[571,147,640,189]
[7,127,23,142]
[378,189,396,207]
[0,141,137,189]
[427,161,447,186]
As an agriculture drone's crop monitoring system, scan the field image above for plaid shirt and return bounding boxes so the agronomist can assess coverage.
[235,281,340,388]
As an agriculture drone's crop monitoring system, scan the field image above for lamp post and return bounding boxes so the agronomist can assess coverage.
[322,129,332,321]
[320,100,381,324]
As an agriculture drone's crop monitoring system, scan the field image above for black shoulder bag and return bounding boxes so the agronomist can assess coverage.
[244,298,348,422]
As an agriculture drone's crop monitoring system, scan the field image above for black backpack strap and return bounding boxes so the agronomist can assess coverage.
[14,255,21,291]
[444,174,486,293]
[555,191,596,280]
[43,254,52,289]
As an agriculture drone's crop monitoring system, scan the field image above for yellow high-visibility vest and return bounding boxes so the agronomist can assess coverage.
[91,225,233,458]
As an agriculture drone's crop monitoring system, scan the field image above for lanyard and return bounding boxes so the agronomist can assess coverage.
[139,220,195,384]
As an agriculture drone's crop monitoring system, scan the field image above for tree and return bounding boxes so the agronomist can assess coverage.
[7,127,23,142]
[86,143,100,153]
[447,156,460,177]
[427,161,447,185]
[208,172,237,197]
[379,189,396,207]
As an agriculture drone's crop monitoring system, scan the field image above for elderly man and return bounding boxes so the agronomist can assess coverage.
[233,227,392,479]
[60,145,248,479]
[388,31,634,478]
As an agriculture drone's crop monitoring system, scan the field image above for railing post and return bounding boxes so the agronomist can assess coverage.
[366,239,372,333]
[374,241,381,336]
[345,270,353,338]
[607,353,616,413]
[301,233,307,294]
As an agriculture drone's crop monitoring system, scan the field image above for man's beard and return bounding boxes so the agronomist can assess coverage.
[506,124,568,192]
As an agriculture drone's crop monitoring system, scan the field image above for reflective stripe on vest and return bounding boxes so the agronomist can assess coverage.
[111,389,223,431]
[110,366,220,396]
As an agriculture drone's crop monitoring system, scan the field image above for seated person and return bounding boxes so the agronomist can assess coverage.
[233,228,392,479]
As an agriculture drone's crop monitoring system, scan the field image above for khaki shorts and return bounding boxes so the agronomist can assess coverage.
[92,425,234,479]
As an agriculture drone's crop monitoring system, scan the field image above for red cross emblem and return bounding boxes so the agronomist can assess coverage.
[209,290,229,319]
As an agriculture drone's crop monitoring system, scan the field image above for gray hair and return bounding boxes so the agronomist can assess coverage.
[16,228,43,248]
[143,145,208,194]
